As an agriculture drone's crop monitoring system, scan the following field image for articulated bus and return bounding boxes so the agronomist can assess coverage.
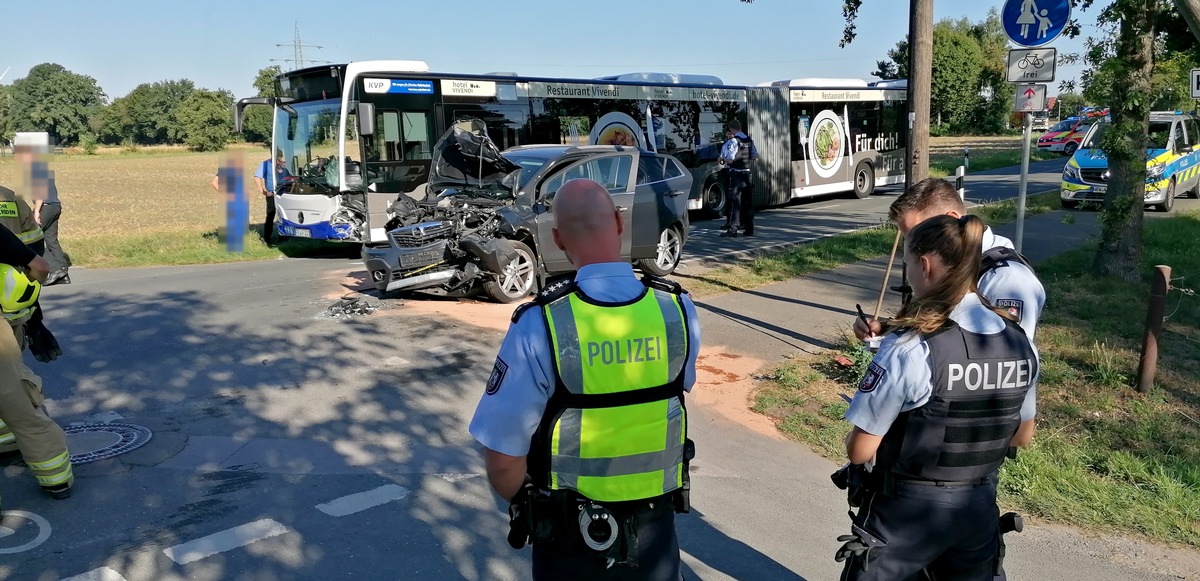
[234,60,907,246]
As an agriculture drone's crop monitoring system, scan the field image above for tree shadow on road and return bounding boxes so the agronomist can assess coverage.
[0,286,526,580]
[679,507,809,580]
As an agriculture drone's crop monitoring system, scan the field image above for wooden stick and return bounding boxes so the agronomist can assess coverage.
[873,228,903,320]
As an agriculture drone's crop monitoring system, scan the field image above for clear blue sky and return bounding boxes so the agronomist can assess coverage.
[1,0,1096,99]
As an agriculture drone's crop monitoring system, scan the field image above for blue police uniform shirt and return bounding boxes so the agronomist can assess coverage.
[979,227,1045,341]
[254,159,291,193]
[719,132,758,170]
[468,262,702,458]
[845,292,1040,437]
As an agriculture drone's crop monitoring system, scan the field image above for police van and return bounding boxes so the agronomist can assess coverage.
[1060,111,1200,212]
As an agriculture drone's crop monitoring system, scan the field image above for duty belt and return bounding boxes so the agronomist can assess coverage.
[892,475,991,487]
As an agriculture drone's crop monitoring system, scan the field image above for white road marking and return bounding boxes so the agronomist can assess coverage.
[162,518,291,565]
[60,567,130,581]
[384,356,410,367]
[315,484,411,517]
[0,510,51,555]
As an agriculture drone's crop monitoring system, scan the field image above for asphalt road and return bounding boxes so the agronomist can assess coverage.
[8,157,1194,581]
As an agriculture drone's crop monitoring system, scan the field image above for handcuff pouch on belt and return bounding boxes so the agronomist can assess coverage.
[831,462,890,507]
[509,438,695,569]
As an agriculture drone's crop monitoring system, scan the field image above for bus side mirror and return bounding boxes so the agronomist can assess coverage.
[357,103,376,137]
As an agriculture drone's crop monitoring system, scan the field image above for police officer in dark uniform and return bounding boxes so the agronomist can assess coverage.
[834,214,1039,580]
[469,178,701,580]
[718,120,758,237]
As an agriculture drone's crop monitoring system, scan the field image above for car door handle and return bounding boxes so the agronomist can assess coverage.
[666,190,685,197]
[617,205,629,211]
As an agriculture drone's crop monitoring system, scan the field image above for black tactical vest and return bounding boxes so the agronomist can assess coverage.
[730,135,754,170]
[874,319,1038,483]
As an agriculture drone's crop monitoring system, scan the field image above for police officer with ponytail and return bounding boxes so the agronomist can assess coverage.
[835,214,1039,580]
[469,178,701,580]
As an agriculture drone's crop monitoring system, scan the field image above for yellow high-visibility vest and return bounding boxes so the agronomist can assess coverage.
[538,284,689,503]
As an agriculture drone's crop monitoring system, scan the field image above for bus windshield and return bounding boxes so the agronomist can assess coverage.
[273,98,346,191]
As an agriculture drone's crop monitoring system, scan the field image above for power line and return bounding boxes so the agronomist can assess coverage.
[270,22,329,70]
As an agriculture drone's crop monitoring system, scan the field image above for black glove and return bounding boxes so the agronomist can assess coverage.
[834,534,873,571]
[28,323,62,363]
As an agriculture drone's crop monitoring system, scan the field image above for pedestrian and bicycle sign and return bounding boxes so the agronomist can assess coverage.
[1192,68,1200,99]
[1002,0,1071,47]
[1007,47,1056,83]
[1014,84,1047,112]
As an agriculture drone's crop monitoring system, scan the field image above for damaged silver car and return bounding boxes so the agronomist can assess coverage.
[361,119,691,303]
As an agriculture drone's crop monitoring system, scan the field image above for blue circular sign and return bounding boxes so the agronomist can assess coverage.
[1002,0,1071,47]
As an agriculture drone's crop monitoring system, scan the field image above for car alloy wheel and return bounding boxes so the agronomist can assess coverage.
[637,227,683,277]
[485,240,536,303]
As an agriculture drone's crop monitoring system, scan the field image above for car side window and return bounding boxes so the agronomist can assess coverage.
[637,157,665,185]
[664,158,684,179]
[1174,122,1189,153]
[541,155,632,198]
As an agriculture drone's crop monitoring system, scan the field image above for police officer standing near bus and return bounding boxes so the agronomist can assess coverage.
[469,178,701,580]
[834,214,1039,579]
[718,120,758,238]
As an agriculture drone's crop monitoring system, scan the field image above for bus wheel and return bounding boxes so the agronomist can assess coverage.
[702,179,726,218]
[852,163,875,199]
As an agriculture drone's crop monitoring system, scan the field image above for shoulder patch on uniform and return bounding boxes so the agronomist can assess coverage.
[537,275,576,303]
[858,361,887,393]
[485,358,509,396]
[995,299,1023,320]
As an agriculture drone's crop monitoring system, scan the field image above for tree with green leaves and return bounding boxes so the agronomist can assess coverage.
[241,65,282,144]
[7,63,107,146]
[175,89,235,152]
[931,22,984,130]
[0,85,13,143]
[97,79,196,145]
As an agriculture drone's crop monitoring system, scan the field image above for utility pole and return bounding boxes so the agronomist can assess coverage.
[894,0,934,308]
[907,0,934,185]
[270,22,329,70]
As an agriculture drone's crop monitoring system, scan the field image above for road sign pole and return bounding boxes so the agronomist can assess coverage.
[1015,112,1032,253]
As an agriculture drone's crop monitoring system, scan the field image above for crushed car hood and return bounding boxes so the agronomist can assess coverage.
[429,119,522,197]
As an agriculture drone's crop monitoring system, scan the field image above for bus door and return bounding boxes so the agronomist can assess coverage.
[361,108,436,244]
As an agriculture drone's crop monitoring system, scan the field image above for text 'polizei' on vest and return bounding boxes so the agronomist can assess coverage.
[587,337,663,366]
[947,359,1035,391]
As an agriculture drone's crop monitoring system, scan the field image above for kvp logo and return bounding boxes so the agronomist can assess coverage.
[365,79,390,93]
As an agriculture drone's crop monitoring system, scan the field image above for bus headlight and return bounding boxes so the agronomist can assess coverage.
[1063,165,1081,181]
[1147,163,1167,181]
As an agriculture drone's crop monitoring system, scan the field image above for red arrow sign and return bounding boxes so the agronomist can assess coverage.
[1024,88,1037,98]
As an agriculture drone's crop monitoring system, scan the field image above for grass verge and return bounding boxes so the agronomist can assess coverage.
[677,189,1062,298]
[68,227,358,268]
[752,209,1200,548]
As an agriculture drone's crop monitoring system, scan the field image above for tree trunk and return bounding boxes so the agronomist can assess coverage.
[1175,0,1200,41]
[908,0,934,184]
[1091,0,1157,282]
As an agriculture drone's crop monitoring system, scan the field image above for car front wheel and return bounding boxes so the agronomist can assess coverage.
[637,226,683,277]
[484,240,537,303]
[1153,179,1176,213]
[1064,141,1078,156]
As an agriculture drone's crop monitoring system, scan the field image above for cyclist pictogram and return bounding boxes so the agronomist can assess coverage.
[1017,54,1045,69]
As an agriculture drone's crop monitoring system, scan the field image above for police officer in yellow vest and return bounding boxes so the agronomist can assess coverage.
[0,225,74,508]
[469,179,702,580]
[0,182,62,362]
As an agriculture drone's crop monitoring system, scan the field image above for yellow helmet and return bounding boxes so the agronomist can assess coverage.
[0,264,40,315]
